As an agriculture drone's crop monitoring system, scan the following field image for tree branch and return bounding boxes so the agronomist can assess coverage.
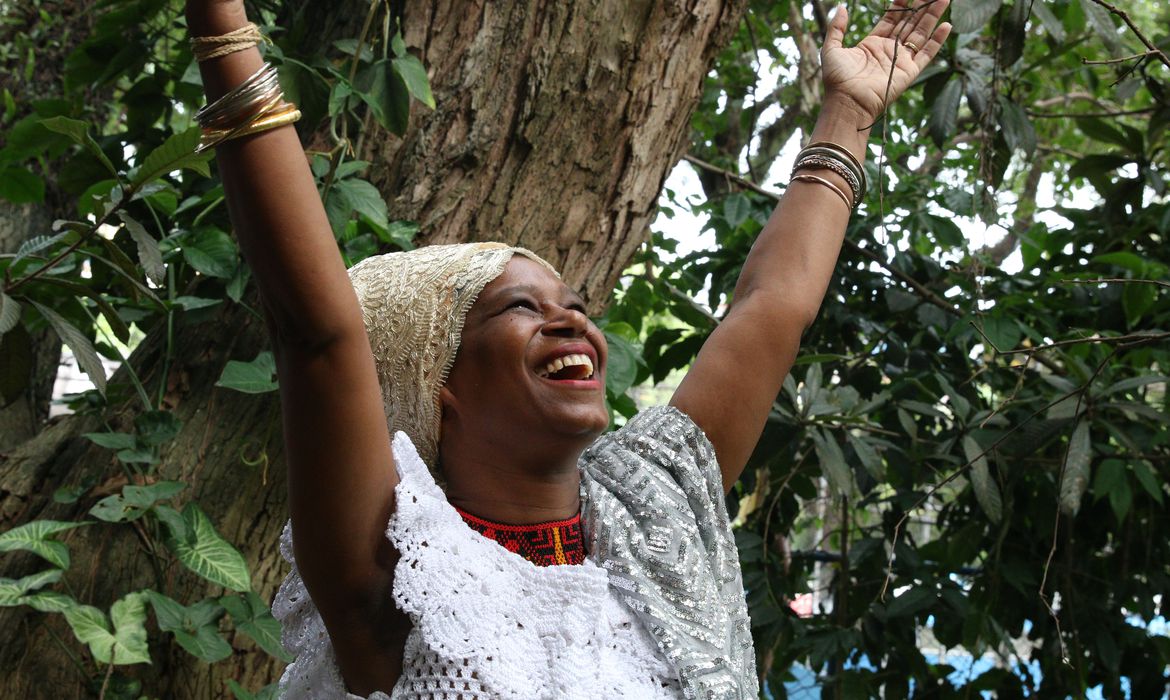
[1086,0,1170,70]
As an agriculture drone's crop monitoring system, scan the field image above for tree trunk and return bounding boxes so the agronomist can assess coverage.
[0,1,748,696]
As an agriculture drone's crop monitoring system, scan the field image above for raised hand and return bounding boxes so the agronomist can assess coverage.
[821,0,952,122]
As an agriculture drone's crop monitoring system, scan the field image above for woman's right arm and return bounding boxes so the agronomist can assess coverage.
[187,2,407,688]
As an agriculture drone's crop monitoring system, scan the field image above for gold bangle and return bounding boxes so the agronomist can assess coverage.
[190,23,268,62]
[199,105,301,151]
[790,173,853,210]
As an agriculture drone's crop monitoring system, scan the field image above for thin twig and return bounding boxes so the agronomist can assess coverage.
[1082,50,1160,65]
[1062,277,1170,290]
[682,154,782,199]
[1028,107,1154,118]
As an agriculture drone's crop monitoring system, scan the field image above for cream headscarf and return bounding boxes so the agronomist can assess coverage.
[347,242,556,469]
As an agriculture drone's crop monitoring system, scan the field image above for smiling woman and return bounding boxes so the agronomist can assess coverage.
[184,0,951,696]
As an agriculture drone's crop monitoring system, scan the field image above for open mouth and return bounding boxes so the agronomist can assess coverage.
[536,353,595,381]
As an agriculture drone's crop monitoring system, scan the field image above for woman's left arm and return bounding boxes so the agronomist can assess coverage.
[670,0,951,492]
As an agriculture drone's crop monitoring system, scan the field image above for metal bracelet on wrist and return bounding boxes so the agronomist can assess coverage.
[792,154,861,204]
[195,62,283,131]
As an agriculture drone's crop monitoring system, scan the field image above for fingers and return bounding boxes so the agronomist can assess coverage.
[824,4,848,51]
[871,0,914,39]
[914,21,952,70]
[898,0,951,54]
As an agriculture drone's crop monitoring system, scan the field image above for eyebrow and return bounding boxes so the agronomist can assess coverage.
[495,284,586,307]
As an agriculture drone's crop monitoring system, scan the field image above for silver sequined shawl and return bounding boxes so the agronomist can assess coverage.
[581,405,759,700]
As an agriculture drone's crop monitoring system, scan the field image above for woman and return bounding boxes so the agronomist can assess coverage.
[186,1,951,697]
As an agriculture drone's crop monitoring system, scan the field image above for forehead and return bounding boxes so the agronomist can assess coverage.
[479,256,577,300]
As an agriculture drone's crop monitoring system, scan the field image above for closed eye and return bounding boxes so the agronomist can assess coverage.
[506,299,538,312]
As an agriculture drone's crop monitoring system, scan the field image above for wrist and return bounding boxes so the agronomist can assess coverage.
[810,96,873,164]
[186,2,249,37]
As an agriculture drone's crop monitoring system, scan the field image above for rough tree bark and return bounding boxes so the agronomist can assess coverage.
[0,0,748,696]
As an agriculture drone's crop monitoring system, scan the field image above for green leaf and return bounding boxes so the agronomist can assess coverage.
[354,59,409,134]
[847,433,884,480]
[1079,0,1123,56]
[928,78,962,148]
[0,568,64,605]
[145,591,230,662]
[723,193,751,228]
[980,314,1021,352]
[130,127,211,188]
[0,166,46,204]
[222,592,293,661]
[163,504,252,592]
[1122,280,1156,327]
[392,54,435,109]
[885,587,934,618]
[964,436,1002,524]
[30,301,106,395]
[216,351,279,394]
[39,116,118,177]
[135,410,182,446]
[813,429,853,496]
[26,277,131,344]
[334,178,389,228]
[603,331,639,396]
[23,590,76,613]
[0,520,87,569]
[998,97,1037,155]
[183,228,239,279]
[950,0,1003,33]
[90,481,185,523]
[118,213,165,285]
[0,292,21,336]
[1093,458,1132,521]
[1059,421,1091,515]
[1131,461,1163,505]
[63,592,151,665]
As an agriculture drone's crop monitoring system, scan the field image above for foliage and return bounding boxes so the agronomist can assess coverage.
[0,0,428,693]
[604,0,1170,696]
[1,0,1167,697]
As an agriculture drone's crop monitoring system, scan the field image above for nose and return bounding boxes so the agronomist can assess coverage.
[541,304,590,338]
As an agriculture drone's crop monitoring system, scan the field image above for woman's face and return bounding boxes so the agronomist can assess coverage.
[440,256,610,451]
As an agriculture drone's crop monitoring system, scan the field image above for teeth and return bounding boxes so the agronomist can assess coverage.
[538,353,594,379]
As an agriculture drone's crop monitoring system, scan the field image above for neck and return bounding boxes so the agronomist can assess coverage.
[440,437,584,524]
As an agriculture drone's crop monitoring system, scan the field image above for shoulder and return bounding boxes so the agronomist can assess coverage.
[582,404,720,495]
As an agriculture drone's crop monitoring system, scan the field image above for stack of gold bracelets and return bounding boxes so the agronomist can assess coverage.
[790,141,867,211]
[191,23,301,153]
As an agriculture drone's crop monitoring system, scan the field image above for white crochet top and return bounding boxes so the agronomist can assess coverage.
[273,431,684,699]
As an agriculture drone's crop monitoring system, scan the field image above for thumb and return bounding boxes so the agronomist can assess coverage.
[824,4,848,51]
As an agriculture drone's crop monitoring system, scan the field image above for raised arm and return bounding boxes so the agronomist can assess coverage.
[670,0,952,492]
[186,2,407,689]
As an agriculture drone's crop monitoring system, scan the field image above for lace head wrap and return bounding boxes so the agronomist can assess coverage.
[347,242,556,469]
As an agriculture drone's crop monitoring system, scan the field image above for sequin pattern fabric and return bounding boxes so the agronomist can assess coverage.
[581,405,760,700]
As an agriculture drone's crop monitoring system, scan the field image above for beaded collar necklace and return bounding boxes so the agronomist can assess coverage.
[456,508,586,567]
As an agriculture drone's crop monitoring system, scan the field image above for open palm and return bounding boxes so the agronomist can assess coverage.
[822,0,953,121]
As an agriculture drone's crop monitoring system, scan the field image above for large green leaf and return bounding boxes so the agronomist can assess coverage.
[0,568,64,606]
[0,520,87,569]
[354,59,409,135]
[145,591,231,662]
[0,292,20,336]
[813,429,853,496]
[950,0,1003,33]
[0,166,46,204]
[334,178,389,229]
[130,127,211,188]
[39,116,118,177]
[63,592,151,665]
[216,351,279,394]
[30,301,107,395]
[118,212,165,285]
[928,78,961,148]
[163,504,252,592]
[1058,421,1092,515]
[964,436,1003,524]
[221,591,293,661]
[182,228,239,279]
[90,481,186,523]
[392,54,435,109]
